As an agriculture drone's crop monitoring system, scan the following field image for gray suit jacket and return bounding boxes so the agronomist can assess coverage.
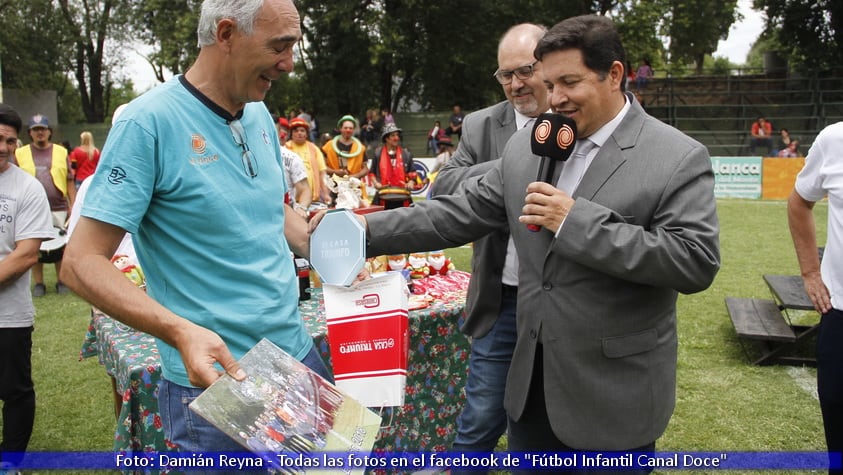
[366,96,720,449]
[430,100,516,338]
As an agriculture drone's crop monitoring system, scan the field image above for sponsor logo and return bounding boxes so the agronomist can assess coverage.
[557,124,575,149]
[353,294,380,308]
[108,167,127,185]
[711,159,761,175]
[191,134,206,154]
[189,155,219,165]
[338,337,395,354]
[339,340,372,354]
[534,120,551,144]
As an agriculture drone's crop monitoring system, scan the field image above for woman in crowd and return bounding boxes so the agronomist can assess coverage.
[69,131,100,188]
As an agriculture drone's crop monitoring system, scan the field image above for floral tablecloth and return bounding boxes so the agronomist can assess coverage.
[80,310,168,454]
[80,271,471,454]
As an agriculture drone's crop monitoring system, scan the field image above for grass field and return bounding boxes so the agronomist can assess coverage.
[6,198,830,474]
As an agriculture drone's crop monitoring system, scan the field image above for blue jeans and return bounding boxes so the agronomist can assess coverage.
[452,286,517,463]
[159,345,332,458]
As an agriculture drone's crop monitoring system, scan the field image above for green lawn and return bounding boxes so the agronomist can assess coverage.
[7,198,829,474]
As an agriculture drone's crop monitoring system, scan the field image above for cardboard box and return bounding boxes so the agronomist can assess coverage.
[322,272,409,407]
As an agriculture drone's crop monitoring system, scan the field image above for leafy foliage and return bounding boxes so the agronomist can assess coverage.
[130,0,202,81]
[55,0,135,122]
[663,0,740,73]
[0,0,74,92]
[0,0,776,123]
[615,0,670,76]
[754,0,843,70]
[295,0,595,117]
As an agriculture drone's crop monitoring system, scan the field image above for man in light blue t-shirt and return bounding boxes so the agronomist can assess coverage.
[61,0,331,454]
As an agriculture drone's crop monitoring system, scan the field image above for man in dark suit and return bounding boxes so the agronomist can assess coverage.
[430,23,548,461]
[318,15,720,471]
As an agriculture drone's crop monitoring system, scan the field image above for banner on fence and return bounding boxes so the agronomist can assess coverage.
[712,156,763,199]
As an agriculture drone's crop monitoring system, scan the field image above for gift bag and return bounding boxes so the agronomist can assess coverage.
[322,272,409,407]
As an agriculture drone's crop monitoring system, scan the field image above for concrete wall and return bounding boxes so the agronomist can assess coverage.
[3,89,59,133]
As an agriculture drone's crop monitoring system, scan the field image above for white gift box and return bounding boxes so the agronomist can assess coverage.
[322,272,409,407]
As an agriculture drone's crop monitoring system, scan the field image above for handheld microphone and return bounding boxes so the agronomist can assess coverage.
[526,113,577,232]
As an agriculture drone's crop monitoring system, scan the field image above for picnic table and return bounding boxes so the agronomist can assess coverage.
[726,274,819,366]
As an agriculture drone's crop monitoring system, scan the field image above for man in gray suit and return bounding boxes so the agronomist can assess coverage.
[430,23,548,460]
[318,15,720,469]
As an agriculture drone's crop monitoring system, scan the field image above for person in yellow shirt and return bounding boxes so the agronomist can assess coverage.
[13,114,76,296]
[286,117,330,204]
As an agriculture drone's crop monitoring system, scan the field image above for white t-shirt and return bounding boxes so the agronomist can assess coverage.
[281,146,308,203]
[794,121,843,309]
[67,175,138,265]
[0,164,53,327]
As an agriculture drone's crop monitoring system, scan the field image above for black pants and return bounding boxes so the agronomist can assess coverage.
[0,326,35,466]
[818,309,843,475]
[507,343,655,475]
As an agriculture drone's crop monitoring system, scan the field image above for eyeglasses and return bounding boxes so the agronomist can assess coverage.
[228,119,258,179]
[492,61,538,85]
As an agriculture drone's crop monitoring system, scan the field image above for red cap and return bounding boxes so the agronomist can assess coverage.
[289,117,310,131]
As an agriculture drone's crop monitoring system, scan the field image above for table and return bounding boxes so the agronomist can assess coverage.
[726,274,821,366]
[80,271,471,453]
[79,311,166,452]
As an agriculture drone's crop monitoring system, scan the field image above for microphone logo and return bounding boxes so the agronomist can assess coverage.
[534,119,553,144]
[557,124,575,150]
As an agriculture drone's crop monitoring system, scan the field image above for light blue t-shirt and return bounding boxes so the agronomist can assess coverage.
[83,76,313,387]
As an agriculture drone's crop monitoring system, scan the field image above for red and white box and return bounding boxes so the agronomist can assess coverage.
[322,272,409,407]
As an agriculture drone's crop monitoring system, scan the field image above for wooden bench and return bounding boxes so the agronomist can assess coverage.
[726,297,796,342]
[763,274,814,310]
[725,296,816,366]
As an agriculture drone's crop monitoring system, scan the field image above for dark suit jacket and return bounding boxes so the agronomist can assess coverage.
[366,96,720,449]
[430,100,516,338]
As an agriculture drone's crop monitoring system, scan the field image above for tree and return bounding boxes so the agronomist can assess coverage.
[662,0,740,74]
[131,0,202,82]
[754,0,843,70]
[296,0,594,117]
[56,0,135,123]
[0,0,74,93]
[614,0,669,78]
[296,0,380,117]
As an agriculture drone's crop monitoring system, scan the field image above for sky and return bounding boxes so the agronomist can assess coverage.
[713,0,766,63]
[124,0,766,93]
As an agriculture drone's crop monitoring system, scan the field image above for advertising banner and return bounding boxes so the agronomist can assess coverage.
[712,156,762,199]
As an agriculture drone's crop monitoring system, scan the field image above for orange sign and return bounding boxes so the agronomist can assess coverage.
[761,157,805,200]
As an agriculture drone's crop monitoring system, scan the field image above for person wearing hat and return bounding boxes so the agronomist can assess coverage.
[321,115,369,200]
[276,116,290,144]
[13,114,76,297]
[0,103,53,470]
[370,123,415,209]
[286,117,330,204]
